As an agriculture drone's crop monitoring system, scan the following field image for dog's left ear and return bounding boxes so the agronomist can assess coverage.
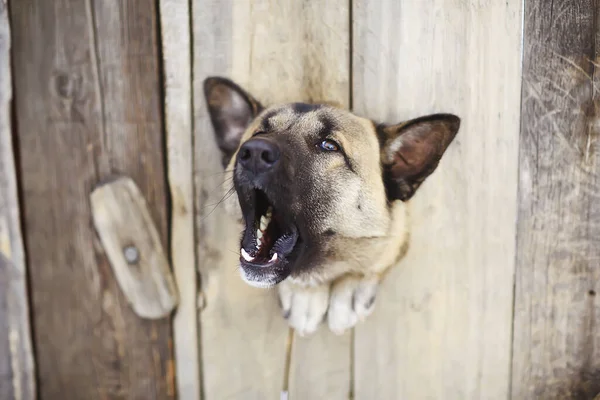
[204,77,264,167]
[379,114,460,201]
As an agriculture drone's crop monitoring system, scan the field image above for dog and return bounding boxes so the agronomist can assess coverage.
[203,76,460,336]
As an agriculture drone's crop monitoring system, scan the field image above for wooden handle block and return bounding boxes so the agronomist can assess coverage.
[90,176,178,319]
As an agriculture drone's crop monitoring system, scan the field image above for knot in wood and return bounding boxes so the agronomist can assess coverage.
[53,72,82,99]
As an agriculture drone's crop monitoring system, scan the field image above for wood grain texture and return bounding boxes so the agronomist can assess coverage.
[158,0,200,398]
[511,1,600,399]
[192,2,287,397]
[10,0,174,398]
[269,2,352,399]
[352,1,522,399]
[288,331,351,400]
[0,2,37,398]
[90,177,178,319]
[192,1,350,398]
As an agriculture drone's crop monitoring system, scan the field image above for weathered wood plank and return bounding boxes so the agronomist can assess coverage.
[90,177,178,319]
[193,3,286,398]
[158,0,200,398]
[352,1,522,399]
[276,2,352,399]
[511,1,600,398]
[10,0,174,398]
[192,0,350,398]
[0,2,37,399]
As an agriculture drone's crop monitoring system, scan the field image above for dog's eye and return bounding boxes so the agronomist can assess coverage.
[318,139,340,152]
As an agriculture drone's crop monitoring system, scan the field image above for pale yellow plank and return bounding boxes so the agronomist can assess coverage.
[192,1,350,398]
[289,331,351,400]
[352,1,522,399]
[192,2,286,399]
[158,0,201,398]
[229,1,349,106]
[261,2,353,399]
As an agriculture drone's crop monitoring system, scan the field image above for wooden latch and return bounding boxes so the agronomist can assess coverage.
[90,176,178,319]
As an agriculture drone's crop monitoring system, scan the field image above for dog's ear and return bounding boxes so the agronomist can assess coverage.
[378,114,460,201]
[204,77,264,167]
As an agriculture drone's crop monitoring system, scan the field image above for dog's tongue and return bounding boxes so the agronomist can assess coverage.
[241,208,298,264]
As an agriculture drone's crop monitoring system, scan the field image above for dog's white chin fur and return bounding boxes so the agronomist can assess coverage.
[239,268,278,289]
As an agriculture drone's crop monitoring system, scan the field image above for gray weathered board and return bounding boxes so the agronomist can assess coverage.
[0,2,36,399]
[10,0,175,398]
[511,1,600,398]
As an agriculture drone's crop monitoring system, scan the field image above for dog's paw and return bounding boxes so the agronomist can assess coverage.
[327,275,379,335]
[278,279,329,336]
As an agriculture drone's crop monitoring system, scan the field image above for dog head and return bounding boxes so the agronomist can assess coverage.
[204,76,460,288]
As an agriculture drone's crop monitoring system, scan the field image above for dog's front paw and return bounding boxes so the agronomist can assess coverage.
[278,279,329,336]
[327,275,379,335]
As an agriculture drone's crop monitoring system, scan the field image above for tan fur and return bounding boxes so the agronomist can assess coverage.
[204,76,459,334]
[222,105,409,287]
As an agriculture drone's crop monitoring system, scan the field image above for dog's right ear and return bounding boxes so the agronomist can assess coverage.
[378,114,460,202]
[203,77,264,167]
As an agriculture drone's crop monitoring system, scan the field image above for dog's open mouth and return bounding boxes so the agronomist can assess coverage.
[238,189,299,287]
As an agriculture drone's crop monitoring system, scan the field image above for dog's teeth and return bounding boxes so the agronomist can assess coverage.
[241,248,254,262]
[266,206,273,218]
[260,215,270,230]
[269,253,278,262]
[257,229,263,240]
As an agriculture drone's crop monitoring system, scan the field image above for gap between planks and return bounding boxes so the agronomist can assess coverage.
[158,0,201,399]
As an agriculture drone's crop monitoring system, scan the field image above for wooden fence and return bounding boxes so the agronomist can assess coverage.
[1,0,599,399]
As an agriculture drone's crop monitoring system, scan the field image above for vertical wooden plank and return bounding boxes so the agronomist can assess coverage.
[192,1,350,398]
[512,1,600,399]
[271,3,352,400]
[10,1,174,398]
[0,2,37,399]
[158,0,201,399]
[352,1,522,399]
[193,3,285,398]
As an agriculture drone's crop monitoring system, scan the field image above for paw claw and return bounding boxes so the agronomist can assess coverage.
[278,280,329,335]
[364,295,376,309]
[327,275,379,333]
[278,276,379,334]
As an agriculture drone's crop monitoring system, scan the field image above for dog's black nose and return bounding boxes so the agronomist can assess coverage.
[238,138,280,174]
